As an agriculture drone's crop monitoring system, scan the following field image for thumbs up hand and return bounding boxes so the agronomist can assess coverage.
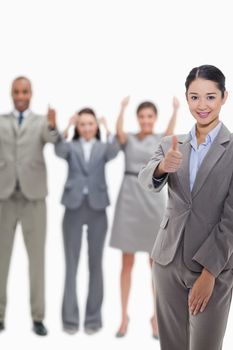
[47,106,57,129]
[157,136,183,175]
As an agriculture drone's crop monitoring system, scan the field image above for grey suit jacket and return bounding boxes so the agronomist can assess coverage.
[138,124,233,277]
[55,136,120,210]
[0,112,59,200]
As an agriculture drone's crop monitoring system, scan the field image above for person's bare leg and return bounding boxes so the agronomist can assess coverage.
[149,258,159,338]
[116,253,135,336]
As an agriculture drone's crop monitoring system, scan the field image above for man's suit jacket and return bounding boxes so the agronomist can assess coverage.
[138,124,233,278]
[0,112,59,200]
[55,136,120,210]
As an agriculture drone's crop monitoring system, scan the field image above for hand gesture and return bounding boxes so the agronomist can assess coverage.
[121,96,130,109]
[160,136,183,173]
[68,113,78,127]
[63,113,78,139]
[98,116,108,128]
[172,96,180,111]
[99,116,110,135]
[47,106,56,129]
[188,269,215,316]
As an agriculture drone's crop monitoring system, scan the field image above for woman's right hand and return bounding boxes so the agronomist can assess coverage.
[121,96,130,109]
[68,113,78,127]
[116,96,130,145]
[188,269,215,316]
[172,96,180,111]
[155,136,183,177]
[63,113,78,139]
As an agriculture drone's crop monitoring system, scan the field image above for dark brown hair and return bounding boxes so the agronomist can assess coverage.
[136,101,158,116]
[73,108,101,140]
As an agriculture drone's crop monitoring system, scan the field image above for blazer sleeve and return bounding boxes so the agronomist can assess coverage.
[138,141,169,193]
[192,171,233,278]
[104,135,120,162]
[54,136,70,159]
[41,117,60,144]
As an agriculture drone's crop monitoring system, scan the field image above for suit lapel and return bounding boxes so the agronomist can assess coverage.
[74,139,101,173]
[19,111,34,135]
[75,141,88,173]
[88,140,101,171]
[9,113,18,136]
[176,135,192,201]
[9,111,35,136]
[191,124,231,199]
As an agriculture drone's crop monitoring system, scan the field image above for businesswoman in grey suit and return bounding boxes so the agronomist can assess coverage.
[139,65,233,350]
[55,108,119,335]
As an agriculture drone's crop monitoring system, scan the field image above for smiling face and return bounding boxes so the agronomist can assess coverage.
[186,78,228,128]
[137,107,157,134]
[11,78,32,112]
[76,113,98,141]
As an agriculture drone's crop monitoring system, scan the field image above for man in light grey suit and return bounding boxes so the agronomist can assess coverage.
[0,76,59,335]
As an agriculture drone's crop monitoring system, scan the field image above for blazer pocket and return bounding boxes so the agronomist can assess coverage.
[160,216,169,229]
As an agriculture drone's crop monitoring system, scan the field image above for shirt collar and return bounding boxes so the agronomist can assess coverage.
[13,109,31,119]
[79,137,96,145]
[190,122,222,149]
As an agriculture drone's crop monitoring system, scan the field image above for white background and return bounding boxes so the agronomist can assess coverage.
[1,0,233,349]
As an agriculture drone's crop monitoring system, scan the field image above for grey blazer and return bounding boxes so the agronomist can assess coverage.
[138,124,233,278]
[0,112,59,200]
[55,136,120,210]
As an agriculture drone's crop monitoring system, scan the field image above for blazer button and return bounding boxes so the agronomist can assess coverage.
[148,184,153,189]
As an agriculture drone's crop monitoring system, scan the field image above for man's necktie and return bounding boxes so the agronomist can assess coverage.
[18,112,24,126]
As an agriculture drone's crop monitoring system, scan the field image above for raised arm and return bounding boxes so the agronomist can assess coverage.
[41,106,59,144]
[138,136,183,192]
[116,96,130,145]
[54,135,71,159]
[98,116,111,138]
[63,113,78,139]
[164,97,180,136]
[54,114,78,159]
[98,116,120,161]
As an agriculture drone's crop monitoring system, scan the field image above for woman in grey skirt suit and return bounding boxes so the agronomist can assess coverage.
[55,109,120,335]
[109,96,179,338]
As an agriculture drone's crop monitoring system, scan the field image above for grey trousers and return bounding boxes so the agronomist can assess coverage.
[62,196,107,330]
[153,242,233,350]
[0,191,46,322]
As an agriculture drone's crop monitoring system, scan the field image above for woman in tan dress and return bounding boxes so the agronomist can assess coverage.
[110,96,179,338]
